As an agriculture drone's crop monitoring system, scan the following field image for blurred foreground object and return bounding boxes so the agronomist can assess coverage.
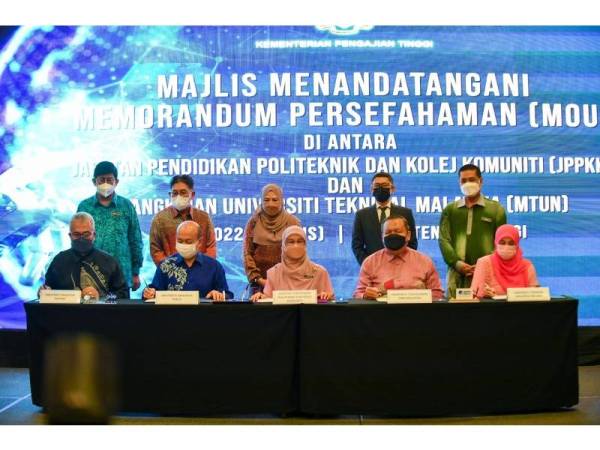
[43,333,119,424]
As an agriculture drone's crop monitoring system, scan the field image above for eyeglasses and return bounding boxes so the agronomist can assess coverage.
[70,231,93,239]
[96,176,116,185]
[373,183,392,189]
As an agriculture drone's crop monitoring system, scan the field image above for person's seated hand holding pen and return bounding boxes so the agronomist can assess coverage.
[142,286,156,300]
[483,283,496,298]
[142,277,156,300]
[363,279,396,300]
[363,284,386,300]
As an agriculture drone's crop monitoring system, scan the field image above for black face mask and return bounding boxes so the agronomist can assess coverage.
[71,237,94,256]
[373,187,391,203]
[384,234,406,251]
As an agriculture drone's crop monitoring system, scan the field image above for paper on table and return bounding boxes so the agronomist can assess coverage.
[448,297,480,303]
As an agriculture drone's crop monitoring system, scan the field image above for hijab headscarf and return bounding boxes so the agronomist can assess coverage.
[490,224,530,290]
[267,226,318,290]
[251,184,295,245]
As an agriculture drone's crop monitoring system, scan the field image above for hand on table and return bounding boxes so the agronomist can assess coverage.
[81,286,100,300]
[143,287,156,299]
[37,284,50,298]
[363,286,384,300]
[206,290,226,302]
[318,292,334,301]
[484,283,496,298]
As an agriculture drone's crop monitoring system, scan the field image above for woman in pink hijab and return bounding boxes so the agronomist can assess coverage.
[251,225,334,301]
[471,224,539,298]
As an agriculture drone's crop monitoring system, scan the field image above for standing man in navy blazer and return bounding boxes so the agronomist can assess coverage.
[352,172,418,265]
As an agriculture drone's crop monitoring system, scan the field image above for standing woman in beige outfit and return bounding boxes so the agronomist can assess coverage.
[242,184,301,296]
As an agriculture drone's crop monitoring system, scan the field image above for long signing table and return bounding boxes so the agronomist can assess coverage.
[25,298,578,416]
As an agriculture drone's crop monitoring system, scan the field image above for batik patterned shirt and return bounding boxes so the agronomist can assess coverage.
[150,253,233,298]
[77,193,143,286]
[45,248,129,299]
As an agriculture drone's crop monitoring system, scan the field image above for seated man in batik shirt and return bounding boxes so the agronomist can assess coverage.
[42,212,129,300]
[143,221,233,301]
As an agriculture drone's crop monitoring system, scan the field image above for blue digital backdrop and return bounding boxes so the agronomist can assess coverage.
[1,26,599,328]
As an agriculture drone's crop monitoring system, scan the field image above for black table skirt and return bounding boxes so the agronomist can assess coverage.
[298,300,579,416]
[25,302,298,415]
[25,299,578,416]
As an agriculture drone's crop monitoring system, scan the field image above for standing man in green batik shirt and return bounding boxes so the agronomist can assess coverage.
[439,164,507,299]
[77,161,143,292]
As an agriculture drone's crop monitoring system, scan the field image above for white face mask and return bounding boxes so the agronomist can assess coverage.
[176,242,198,259]
[285,245,305,261]
[172,195,191,211]
[97,183,115,198]
[497,244,517,260]
[460,181,480,197]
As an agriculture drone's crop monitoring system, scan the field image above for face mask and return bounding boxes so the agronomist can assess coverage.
[460,181,480,197]
[286,245,305,260]
[176,242,198,259]
[72,237,94,255]
[497,244,517,260]
[373,187,391,203]
[384,234,406,251]
[172,195,191,211]
[96,183,115,198]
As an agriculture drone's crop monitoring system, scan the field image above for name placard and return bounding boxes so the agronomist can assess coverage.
[507,287,550,302]
[456,288,474,301]
[39,290,81,304]
[155,291,199,305]
[272,290,317,305]
[385,289,433,304]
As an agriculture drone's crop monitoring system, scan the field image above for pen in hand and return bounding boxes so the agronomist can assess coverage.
[142,278,156,300]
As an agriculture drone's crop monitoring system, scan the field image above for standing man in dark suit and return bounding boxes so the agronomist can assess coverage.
[352,172,418,265]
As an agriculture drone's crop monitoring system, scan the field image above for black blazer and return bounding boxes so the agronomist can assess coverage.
[351,204,418,265]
